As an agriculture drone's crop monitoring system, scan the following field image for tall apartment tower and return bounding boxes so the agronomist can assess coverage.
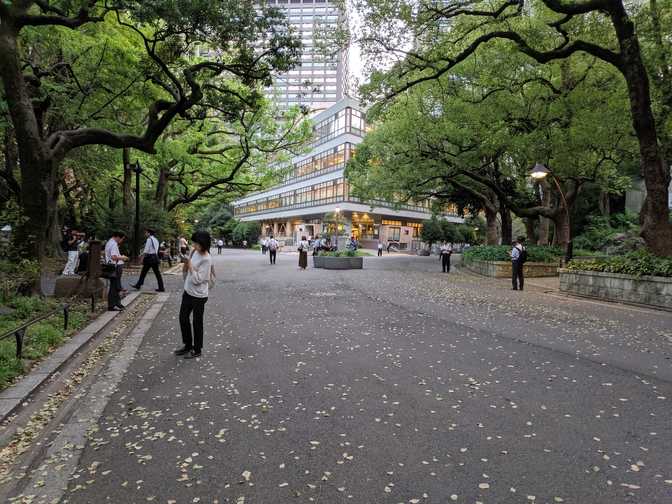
[264,0,349,114]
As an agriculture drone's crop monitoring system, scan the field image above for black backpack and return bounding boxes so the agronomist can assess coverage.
[519,247,528,263]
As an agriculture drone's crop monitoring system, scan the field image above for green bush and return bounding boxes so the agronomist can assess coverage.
[463,245,562,263]
[319,250,368,257]
[566,250,672,277]
[0,260,40,302]
[573,212,640,252]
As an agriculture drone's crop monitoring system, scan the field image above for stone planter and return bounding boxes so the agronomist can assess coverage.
[320,256,363,270]
[313,256,324,268]
[464,258,560,278]
[559,268,672,310]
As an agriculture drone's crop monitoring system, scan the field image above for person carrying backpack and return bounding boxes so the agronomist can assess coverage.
[510,237,527,291]
[267,235,279,265]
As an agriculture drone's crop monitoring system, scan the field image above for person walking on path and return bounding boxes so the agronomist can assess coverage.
[298,235,309,270]
[440,241,453,273]
[377,241,383,257]
[267,235,279,265]
[131,228,165,292]
[510,237,526,291]
[175,231,213,360]
[179,236,189,256]
[217,238,224,255]
[61,229,81,275]
[104,231,128,311]
[261,237,267,255]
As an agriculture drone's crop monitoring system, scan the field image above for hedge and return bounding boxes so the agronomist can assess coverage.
[463,245,562,264]
[565,250,672,278]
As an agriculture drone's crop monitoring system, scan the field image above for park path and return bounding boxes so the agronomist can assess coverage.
[12,250,672,504]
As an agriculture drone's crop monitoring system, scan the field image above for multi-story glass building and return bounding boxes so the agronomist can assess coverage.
[232,97,462,250]
[263,0,349,113]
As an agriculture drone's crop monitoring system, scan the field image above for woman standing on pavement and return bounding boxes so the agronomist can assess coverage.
[298,235,309,270]
[174,231,213,359]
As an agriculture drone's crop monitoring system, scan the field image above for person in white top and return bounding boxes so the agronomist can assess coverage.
[261,237,267,255]
[297,235,309,270]
[267,235,279,265]
[104,231,129,311]
[440,242,453,273]
[131,228,165,292]
[377,241,384,257]
[217,238,224,255]
[175,231,213,359]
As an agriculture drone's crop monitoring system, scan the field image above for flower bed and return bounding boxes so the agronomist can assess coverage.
[560,251,672,309]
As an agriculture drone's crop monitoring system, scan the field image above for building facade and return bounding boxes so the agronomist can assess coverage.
[232,97,462,250]
[263,0,348,113]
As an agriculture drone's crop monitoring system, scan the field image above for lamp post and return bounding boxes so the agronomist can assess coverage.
[530,163,573,263]
[334,206,341,249]
[133,161,142,261]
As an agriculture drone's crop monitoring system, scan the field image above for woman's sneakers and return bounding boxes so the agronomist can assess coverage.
[184,350,202,359]
[174,346,191,356]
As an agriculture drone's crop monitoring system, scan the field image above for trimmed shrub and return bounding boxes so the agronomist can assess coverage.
[566,250,672,278]
[463,245,562,263]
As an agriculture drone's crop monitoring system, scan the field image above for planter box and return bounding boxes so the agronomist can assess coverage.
[464,258,560,278]
[559,269,672,310]
[320,256,363,270]
[313,256,324,268]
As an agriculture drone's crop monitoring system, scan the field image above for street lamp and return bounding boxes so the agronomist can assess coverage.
[529,163,573,263]
[334,206,341,249]
[133,161,143,261]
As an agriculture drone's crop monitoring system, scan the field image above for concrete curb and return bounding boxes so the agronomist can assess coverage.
[0,292,142,423]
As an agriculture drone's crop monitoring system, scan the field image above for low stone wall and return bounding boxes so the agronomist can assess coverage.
[559,269,672,310]
[464,259,559,278]
[314,256,363,270]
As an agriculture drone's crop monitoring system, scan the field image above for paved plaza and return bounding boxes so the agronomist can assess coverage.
[12,250,672,503]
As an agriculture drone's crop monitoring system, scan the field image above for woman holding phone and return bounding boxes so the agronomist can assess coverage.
[174,231,213,359]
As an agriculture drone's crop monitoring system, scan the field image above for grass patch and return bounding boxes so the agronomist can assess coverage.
[0,296,92,390]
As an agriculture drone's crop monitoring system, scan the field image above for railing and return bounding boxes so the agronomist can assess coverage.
[0,305,69,359]
[235,196,441,218]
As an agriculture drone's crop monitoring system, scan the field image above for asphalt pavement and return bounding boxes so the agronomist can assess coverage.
[47,249,672,503]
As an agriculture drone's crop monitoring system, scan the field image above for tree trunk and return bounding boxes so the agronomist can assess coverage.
[485,206,498,245]
[122,148,133,211]
[524,218,537,244]
[0,29,54,259]
[499,204,512,245]
[598,191,611,217]
[155,166,169,209]
[552,211,570,249]
[611,4,672,256]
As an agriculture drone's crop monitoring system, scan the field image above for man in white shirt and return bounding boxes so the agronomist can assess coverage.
[131,228,165,292]
[440,242,453,273]
[104,231,128,310]
[510,237,526,291]
[217,238,224,254]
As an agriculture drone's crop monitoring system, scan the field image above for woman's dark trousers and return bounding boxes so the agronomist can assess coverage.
[180,292,208,351]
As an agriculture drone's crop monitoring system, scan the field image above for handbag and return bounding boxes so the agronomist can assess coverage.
[101,263,117,279]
